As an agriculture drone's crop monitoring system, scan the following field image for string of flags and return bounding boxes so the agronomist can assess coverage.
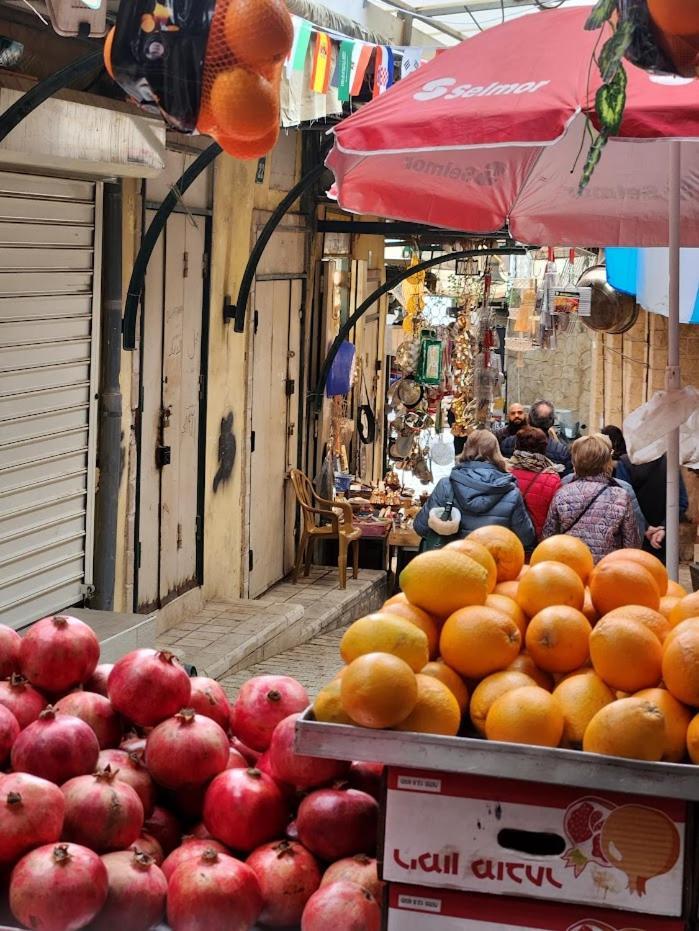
[285,14,428,101]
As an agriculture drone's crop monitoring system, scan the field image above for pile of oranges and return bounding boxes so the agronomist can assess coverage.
[312,526,699,765]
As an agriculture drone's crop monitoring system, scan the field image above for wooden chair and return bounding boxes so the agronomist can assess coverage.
[289,469,361,589]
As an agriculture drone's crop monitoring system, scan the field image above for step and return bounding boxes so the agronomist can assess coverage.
[71,608,157,664]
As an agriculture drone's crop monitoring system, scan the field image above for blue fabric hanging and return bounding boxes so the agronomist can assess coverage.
[326,340,356,397]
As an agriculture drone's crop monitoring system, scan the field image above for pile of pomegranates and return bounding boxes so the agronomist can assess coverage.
[0,616,383,930]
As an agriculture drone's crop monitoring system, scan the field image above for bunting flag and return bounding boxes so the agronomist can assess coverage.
[401,47,423,79]
[337,40,353,102]
[288,16,312,74]
[373,45,394,98]
[310,31,332,93]
[350,43,374,97]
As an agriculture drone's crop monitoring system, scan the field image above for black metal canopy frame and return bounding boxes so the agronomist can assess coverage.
[312,246,527,410]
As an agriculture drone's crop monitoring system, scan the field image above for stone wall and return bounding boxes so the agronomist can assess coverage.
[506,320,593,431]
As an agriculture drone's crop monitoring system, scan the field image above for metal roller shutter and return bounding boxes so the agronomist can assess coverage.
[0,172,102,630]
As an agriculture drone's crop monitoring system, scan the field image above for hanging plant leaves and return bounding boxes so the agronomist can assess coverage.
[579,134,607,194]
[596,65,628,136]
[598,19,634,82]
[585,0,617,31]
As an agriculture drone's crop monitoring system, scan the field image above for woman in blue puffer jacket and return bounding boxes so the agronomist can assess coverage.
[414,430,536,551]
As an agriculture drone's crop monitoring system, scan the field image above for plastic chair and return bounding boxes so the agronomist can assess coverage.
[289,469,361,589]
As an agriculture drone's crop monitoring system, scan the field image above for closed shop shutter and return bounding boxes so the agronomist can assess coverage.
[0,173,102,630]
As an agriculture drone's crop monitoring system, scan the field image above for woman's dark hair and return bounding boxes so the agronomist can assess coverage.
[601,425,627,460]
[515,426,548,455]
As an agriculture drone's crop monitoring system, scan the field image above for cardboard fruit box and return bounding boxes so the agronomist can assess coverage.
[385,885,688,931]
[380,769,690,917]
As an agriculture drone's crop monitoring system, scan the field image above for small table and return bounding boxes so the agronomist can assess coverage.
[388,527,421,591]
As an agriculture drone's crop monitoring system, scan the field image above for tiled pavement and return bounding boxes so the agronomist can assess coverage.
[156,567,386,681]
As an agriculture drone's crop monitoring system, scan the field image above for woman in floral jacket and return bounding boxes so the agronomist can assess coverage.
[543,434,640,563]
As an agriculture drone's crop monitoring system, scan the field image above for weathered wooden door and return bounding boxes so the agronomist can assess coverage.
[136,209,208,610]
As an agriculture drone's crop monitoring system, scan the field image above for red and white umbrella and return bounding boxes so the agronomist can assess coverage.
[327,6,699,576]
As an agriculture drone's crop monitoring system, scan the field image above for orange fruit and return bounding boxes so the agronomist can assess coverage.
[340,653,417,729]
[602,604,670,644]
[394,674,461,736]
[224,0,294,68]
[382,602,440,658]
[635,687,693,763]
[470,670,536,735]
[440,606,521,679]
[210,68,279,141]
[493,581,519,600]
[313,680,353,725]
[516,561,585,617]
[660,595,681,621]
[485,686,564,748]
[217,127,280,160]
[583,697,666,761]
[665,617,699,646]
[517,565,529,580]
[384,593,410,609]
[687,713,699,764]
[598,549,668,598]
[340,614,429,672]
[446,539,497,593]
[506,653,554,691]
[468,526,524,582]
[103,27,116,81]
[486,594,528,640]
[589,559,660,615]
[667,580,687,598]
[530,535,594,583]
[421,661,469,714]
[553,671,615,747]
[582,588,599,626]
[647,0,699,36]
[669,591,699,628]
[400,550,488,618]
[662,624,699,706]
[525,606,591,674]
[589,617,662,692]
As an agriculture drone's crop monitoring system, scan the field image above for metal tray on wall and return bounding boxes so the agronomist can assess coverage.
[296,710,699,802]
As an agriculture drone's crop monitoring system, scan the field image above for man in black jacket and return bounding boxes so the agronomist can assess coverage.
[493,402,527,451]
[500,400,572,475]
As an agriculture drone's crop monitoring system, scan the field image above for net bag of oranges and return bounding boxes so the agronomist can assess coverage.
[105,0,293,159]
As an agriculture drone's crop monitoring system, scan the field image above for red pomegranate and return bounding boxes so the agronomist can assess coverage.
[348,762,384,801]
[230,734,260,765]
[91,850,167,931]
[247,840,321,927]
[321,854,383,902]
[0,624,21,679]
[286,819,299,841]
[0,674,47,729]
[161,836,229,881]
[203,768,288,852]
[143,805,182,856]
[145,709,229,789]
[297,786,378,861]
[230,675,309,752]
[55,691,122,750]
[130,832,164,865]
[10,843,108,931]
[108,649,191,727]
[84,664,114,698]
[97,748,155,817]
[301,881,380,931]
[190,821,215,840]
[11,706,99,784]
[0,772,65,867]
[167,848,262,931]
[19,614,99,693]
[61,767,144,853]
[188,677,230,730]
[120,731,147,755]
[0,704,19,763]
[266,713,349,789]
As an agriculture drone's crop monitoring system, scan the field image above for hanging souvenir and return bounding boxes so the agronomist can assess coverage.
[402,254,426,335]
[325,340,356,397]
[395,338,422,374]
[417,333,443,386]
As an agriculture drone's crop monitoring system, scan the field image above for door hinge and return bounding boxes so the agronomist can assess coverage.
[183,251,189,278]
[253,310,259,334]
[155,445,171,468]
[250,430,256,453]
[249,549,254,572]
[285,378,295,396]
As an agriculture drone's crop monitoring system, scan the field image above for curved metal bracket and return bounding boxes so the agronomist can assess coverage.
[122,141,223,350]
[313,246,527,410]
[0,50,102,144]
[224,162,326,332]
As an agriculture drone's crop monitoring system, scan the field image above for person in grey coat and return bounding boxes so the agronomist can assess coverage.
[414,430,536,551]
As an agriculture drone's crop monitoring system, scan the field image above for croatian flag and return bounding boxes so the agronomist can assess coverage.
[373,46,395,98]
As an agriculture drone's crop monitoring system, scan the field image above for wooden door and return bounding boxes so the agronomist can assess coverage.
[248,277,303,597]
[136,210,208,610]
